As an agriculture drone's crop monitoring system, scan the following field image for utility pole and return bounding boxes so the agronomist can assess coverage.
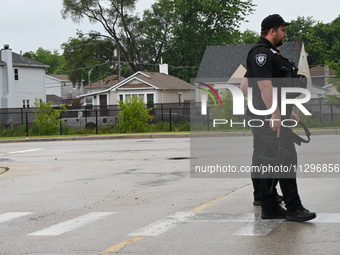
[88,67,94,93]
[117,42,121,82]
[113,41,121,82]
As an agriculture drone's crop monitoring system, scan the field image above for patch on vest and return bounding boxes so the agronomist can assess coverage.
[255,54,267,66]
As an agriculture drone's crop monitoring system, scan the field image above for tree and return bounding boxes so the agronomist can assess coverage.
[327,61,340,93]
[285,16,316,42]
[235,29,259,44]
[116,96,152,133]
[33,99,67,135]
[157,0,255,81]
[24,48,66,74]
[61,0,255,81]
[287,16,340,67]
[61,31,123,86]
[61,0,145,73]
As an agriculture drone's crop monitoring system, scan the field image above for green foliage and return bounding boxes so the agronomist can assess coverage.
[326,61,340,93]
[237,29,260,44]
[158,0,255,81]
[285,16,316,42]
[325,95,340,108]
[115,96,152,133]
[61,0,255,81]
[150,120,190,132]
[61,31,124,86]
[287,15,340,66]
[33,99,67,135]
[0,124,27,137]
[24,47,66,74]
[61,0,146,74]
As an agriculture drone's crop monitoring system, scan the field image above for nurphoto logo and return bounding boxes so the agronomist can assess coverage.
[200,84,312,116]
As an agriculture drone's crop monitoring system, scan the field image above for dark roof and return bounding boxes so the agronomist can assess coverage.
[196,41,302,83]
[309,66,336,77]
[85,74,123,88]
[46,94,63,104]
[12,52,49,68]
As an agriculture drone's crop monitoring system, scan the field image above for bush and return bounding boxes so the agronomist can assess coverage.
[115,96,152,133]
[33,99,67,135]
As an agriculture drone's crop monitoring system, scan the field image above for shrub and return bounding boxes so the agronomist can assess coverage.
[115,96,152,133]
[33,99,67,135]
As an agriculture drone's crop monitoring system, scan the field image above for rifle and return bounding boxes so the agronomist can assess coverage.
[259,121,311,194]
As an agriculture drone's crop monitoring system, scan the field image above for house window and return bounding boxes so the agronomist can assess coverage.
[178,93,183,104]
[85,97,93,109]
[147,94,154,104]
[118,93,154,104]
[14,68,19,80]
[23,99,30,108]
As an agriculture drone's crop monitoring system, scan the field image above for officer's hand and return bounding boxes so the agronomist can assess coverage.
[270,113,281,137]
[290,112,300,124]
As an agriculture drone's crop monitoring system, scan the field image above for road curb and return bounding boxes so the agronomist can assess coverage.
[0,129,338,143]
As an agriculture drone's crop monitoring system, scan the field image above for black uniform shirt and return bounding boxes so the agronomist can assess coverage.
[245,37,292,133]
[245,37,289,81]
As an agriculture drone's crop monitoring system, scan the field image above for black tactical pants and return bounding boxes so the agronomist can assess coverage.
[251,133,278,201]
[259,129,303,213]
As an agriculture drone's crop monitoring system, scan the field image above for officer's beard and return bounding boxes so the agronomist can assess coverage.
[273,36,284,48]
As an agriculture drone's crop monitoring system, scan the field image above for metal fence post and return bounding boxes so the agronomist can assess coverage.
[25,112,29,137]
[95,109,98,134]
[169,108,172,131]
[319,98,322,123]
[21,108,24,124]
[60,113,62,135]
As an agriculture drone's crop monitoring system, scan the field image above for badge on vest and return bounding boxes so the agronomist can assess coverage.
[256,54,267,66]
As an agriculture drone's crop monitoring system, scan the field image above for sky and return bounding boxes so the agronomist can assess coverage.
[1,0,340,54]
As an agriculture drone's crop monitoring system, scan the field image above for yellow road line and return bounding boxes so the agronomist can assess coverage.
[99,184,250,254]
[190,185,249,212]
[99,236,144,254]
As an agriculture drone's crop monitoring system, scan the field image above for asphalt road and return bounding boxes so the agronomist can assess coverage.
[0,135,339,255]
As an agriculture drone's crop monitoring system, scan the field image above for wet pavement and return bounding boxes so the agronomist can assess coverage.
[0,134,339,254]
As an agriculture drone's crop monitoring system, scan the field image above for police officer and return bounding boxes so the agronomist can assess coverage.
[245,14,316,221]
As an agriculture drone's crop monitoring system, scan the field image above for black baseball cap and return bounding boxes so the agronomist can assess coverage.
[261,14,291,31]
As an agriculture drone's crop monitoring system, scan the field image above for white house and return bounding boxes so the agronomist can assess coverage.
[0,44,49,108]
[78,64,193,107]
[45,74,83,100]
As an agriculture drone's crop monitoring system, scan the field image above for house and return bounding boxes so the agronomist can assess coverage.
[45,74,83,102]
[304,66,339,98]
[0,44,49,108]
[78,64,193,107]
[195,40,312,100]
[309,65,336,87]
[83,74,123,95]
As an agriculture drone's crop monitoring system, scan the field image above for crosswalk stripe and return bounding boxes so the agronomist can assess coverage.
[233,220,284,236]
[28,212,116,236]
[0,212,33,224]
[128,212,195,237]
[0,149,43,156]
